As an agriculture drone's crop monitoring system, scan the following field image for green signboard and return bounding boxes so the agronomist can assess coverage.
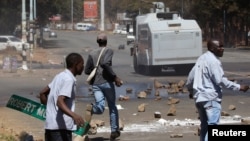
[6,94,46,120]
[6,94,89,136]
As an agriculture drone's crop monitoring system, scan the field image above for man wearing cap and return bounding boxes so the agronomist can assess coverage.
[85,32,123,140]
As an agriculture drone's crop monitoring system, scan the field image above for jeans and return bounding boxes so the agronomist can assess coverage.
[92,82,119,132]
[195,101,221,141]
[45,129,72,141]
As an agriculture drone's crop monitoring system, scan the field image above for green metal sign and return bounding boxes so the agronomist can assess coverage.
[6,94,46,120]
[6,94,88,136]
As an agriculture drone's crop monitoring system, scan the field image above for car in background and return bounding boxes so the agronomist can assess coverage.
[127,32,135,45]
[113,28,121,34]
[0,35,29,51]
[86,26,97,31]
[113,25,125,34]
[49,31,57,38]
[120,28,127,35]
[56,24,62,29]
[75,23,94,31]
[43,26,50,32]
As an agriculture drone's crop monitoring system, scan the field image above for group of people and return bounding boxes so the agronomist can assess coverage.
[39,32,122,141]
[39,32,249,141]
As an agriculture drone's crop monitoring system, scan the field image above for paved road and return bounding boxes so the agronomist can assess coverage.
[1,30,250,141]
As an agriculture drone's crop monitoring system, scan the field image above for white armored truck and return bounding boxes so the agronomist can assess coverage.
[131,2,202,75]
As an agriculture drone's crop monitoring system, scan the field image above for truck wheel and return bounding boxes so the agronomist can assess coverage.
[133,55,139,73]
[143,66,151,76]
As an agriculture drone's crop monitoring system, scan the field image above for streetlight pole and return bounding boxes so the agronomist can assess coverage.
[71,0,73,30]
[100,0,104,31]
[34,0,36,19]
[22,0,28,70]
[30,0,33,21]
[22,0,27,43]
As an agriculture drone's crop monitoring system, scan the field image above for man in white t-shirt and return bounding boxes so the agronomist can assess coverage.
[40,53,85,141]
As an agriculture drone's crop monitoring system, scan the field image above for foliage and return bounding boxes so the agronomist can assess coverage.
[0,133,17,141]
[0,0,250,46]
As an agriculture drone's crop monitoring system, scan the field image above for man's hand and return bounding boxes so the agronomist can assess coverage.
[72,113,85,127]
[115,76,123,87]
[240,85,249,92]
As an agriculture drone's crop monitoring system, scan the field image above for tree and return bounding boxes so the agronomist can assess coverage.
[0,0,22,34]
[1,0,250,46]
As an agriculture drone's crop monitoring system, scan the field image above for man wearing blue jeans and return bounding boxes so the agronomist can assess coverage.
[186,39,249,141]
[85,32,123,140]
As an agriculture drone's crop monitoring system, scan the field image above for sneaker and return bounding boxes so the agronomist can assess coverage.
[110,131,120,140]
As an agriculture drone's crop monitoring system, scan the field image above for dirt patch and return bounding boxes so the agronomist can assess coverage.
[0,47,48,65]
[0,46,63,66]
[0,107,44,141]
[0,47,52,141]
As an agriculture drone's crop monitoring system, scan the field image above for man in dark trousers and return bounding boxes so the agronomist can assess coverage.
[40,53,85,141]
[85,32,123,140]
[186,39,249,141]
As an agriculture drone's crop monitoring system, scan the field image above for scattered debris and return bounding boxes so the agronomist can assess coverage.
[137,91,147,99]
[167,104,176,116]
[241,117,250,124]
[228,104,236,110]
[116,104,124,110]
[118,44,125,50]
[170,133,183,138]
[154,79,164,89]
[138,103,147,112]
[221,111,230,116]
[154,96,162,101]
[154,111,161,118]
[126,88,133,93]
[119,95,130,101]
[167,97,180,105]
[154,89,160,96]
[233,115,242,120]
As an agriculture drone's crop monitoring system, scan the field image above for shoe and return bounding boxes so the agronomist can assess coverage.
[110,131,120,140]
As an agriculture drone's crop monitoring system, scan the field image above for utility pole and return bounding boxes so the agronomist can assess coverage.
[22,0,28,70]
[30,0,33,21]
[33,0,37,48]
[34,0,36,19]
[71,0,73,30]
[29,0,34,70]
[100,0,104,31]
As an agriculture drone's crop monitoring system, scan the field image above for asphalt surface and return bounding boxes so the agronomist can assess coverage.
[1,31,250,141]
